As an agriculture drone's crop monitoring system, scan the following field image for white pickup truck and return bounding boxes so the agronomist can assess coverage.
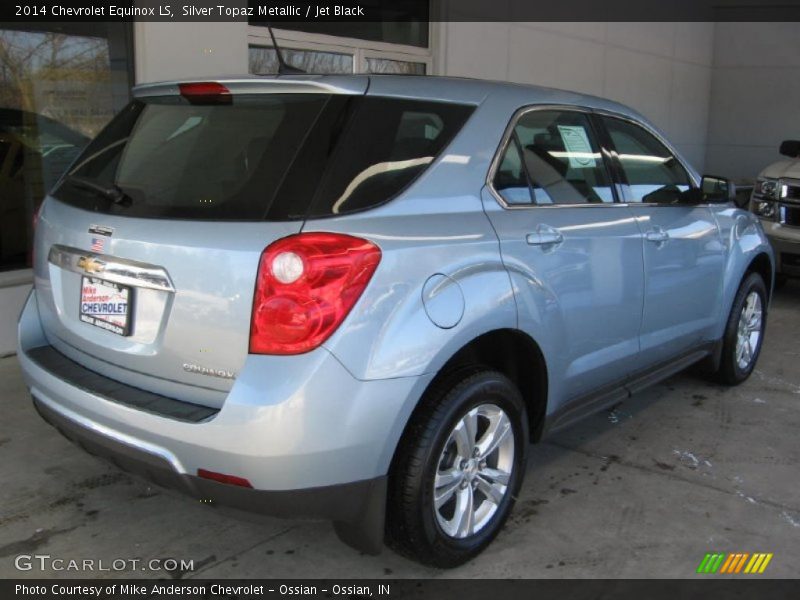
[750,140,800,285]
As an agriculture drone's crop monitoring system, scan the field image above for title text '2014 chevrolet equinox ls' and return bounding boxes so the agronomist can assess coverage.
[18,75,774,567]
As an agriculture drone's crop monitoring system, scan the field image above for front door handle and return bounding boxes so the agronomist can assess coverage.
[526,226,564,246]
[645,228,670,244]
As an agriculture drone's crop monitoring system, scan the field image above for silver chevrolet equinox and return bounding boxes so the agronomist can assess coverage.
[18,75,774,567]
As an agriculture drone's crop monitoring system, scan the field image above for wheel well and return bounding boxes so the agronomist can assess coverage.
[432,329,548,442]
[747,252,774,301]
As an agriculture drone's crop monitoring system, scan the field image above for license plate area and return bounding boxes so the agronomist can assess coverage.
[79,276,133,336]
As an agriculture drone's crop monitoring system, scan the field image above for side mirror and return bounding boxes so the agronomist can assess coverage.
[700,174,736,204]
[779,140,800,158]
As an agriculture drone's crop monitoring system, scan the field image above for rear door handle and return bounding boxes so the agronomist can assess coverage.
[526,226,564,246]
[645,229,669,244]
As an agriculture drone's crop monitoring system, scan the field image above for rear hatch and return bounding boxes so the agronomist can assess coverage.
[34,77,368,408]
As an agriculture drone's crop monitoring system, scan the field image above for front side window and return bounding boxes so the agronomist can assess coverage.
[492,110,614,205]
[601,117,692,204]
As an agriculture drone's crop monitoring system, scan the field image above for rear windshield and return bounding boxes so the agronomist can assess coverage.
[52,93,474,221]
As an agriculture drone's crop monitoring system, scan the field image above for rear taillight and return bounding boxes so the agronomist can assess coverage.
[249,233,381,355]
[179,82,231,105]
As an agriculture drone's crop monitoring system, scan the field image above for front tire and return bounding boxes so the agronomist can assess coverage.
[386,368,528,568]
[715,272,767,385]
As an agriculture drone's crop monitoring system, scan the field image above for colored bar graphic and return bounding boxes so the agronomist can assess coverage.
[721,553,737,573]
[744,554,761,573]
[734,553,749,573]
[702,553,722,573]
[710,553,726,573]
[758,553,773,573]
[720,554,736,573]
[697,553,713,573]
[699,552,774,575]
[727,553,737,573]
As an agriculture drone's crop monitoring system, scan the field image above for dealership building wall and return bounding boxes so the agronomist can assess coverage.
[1,20,799,355]
[706,23,800,177]
[132,21,800,180]
[440,22,714,171]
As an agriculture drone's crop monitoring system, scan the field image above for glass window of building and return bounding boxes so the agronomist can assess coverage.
[249,46,354,75]
[0,24,133,272]
[365,57,426,75]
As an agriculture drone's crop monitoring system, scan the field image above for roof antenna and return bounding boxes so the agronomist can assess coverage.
[266,24,306,75]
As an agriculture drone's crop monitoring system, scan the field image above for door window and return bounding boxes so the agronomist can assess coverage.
[601,117,692,204]
[492,110,614,205]
[493,136,531,205]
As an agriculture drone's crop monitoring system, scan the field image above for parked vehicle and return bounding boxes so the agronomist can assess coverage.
[18,75,773,567]
[749,140,800,286]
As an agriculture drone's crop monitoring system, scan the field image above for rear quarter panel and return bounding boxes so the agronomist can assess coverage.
[307,194,517,382]
[307,91,531,382]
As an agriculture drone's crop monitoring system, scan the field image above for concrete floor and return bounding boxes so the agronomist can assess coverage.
[1,282,799,579]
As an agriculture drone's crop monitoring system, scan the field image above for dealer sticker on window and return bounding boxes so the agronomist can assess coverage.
[557,125,597,169]
[79,276,132,336]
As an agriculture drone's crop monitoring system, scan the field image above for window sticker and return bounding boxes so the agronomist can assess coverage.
[557,125,597,169]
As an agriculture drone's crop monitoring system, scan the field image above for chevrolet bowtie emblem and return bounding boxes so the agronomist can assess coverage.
[77,256,106,274]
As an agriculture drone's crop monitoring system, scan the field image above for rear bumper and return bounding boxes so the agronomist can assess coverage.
[18,290,432,552]
[32,395,386,552]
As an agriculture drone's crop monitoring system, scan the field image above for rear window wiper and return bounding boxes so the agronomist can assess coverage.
[63,175,133,207]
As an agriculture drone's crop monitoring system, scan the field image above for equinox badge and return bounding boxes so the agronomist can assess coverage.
[183,363,235,380]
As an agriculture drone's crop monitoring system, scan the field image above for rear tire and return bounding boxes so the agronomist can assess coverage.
[714,272,767,385]
[386,368,528,568]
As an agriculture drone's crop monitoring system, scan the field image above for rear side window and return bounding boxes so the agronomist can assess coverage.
[52,94,473,221]
[493,110,614,205]
[307,97,473,217]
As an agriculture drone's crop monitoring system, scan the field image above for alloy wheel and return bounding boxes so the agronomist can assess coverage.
[433,403,515,539]
[735,291,763,370]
